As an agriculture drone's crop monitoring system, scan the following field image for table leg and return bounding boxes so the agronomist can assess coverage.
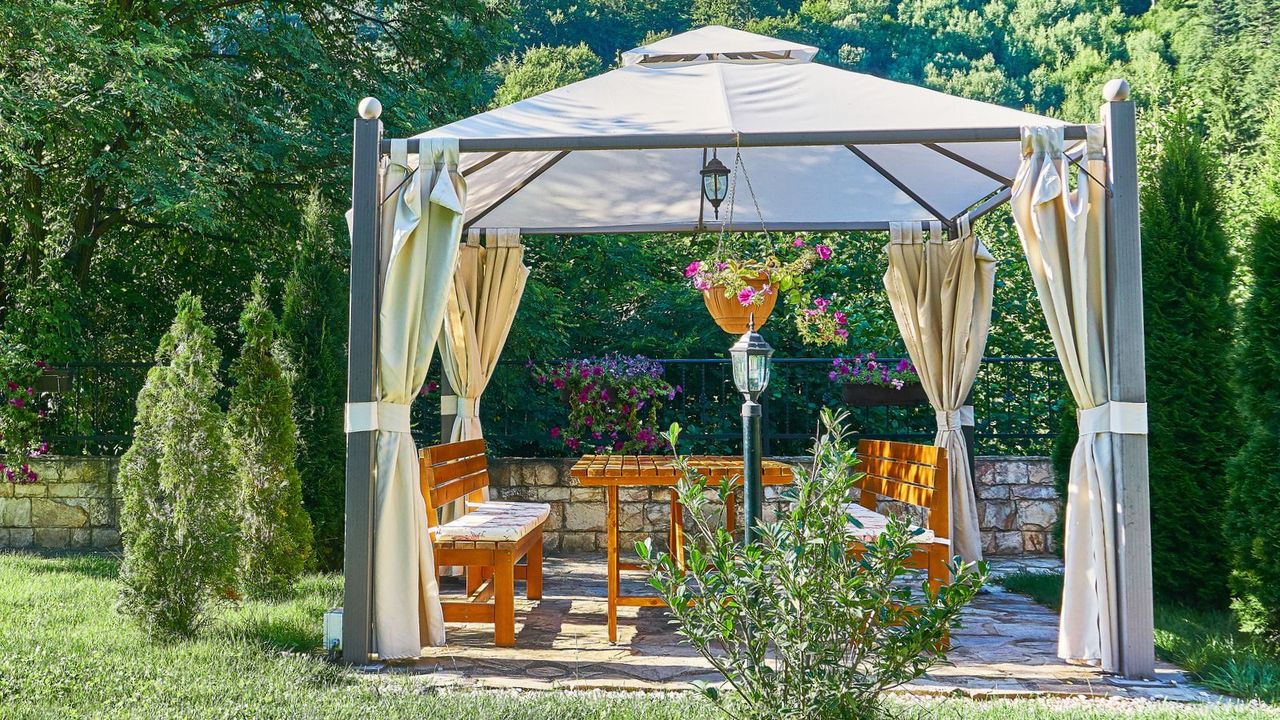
[607,484,618,644]
[670,488,686,571]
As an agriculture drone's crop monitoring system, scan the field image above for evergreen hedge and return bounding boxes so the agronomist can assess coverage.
[117,294,238,638]
[228,277,313,598]
[279,194,349,570]
[1141,108,1238,607]
[1225,110,1280,638]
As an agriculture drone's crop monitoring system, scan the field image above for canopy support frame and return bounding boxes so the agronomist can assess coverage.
[846,144,952,227]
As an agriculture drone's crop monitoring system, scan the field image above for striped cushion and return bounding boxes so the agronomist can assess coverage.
[435,501,550,543]
[843,503,940,545]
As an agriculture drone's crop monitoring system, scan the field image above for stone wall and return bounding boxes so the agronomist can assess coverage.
[2,454,1058,556]
[489,455,1059,556]
[0,457,120,549]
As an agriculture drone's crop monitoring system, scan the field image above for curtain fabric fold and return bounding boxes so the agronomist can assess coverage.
[1010,125,1120,670]
[439,227,530,442]
[371,138,466,658]
[883,217,995,563]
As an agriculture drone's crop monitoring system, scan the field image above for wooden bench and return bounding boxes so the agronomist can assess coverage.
[849,438,951,592]
[419,439,548,646]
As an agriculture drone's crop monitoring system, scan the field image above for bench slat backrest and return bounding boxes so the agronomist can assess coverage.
[419,439,489,528]
[854,439,949,539]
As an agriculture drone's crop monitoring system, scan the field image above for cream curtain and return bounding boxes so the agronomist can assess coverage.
[1011,125,1141,672]
[439,227,530,442]
[368,138,465,658]
[883,217,995,563]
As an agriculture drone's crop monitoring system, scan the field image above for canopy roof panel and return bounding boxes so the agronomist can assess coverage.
[416,26,1070,234]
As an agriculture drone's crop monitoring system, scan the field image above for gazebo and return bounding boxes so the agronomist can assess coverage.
[340,26,1154,679]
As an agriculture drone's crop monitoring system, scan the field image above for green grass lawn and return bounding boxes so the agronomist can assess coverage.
[2,551,1276,719]
[1001,572,1280,704]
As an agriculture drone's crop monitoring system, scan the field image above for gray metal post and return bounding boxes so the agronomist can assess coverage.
[440,371,456,442]
[1101,79,1156,679]
[741,399,763,544]
[341,97,383,665]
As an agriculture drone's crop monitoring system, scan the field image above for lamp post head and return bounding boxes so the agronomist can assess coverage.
[700,152,731,218]
[729,323,774,401]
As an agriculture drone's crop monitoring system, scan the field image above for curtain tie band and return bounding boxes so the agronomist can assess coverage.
[935,405,975,432]
[440,394,479,418]
[344,401,412,434]
[1077,401,1147,435]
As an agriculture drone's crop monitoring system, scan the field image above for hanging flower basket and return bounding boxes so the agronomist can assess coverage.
[701,272,778,334]
[841,382,929,407]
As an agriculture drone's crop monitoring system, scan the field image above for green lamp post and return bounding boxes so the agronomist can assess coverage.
[729,321,773,544]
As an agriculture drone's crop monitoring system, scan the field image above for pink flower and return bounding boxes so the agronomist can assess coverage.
[792,236,806,247]
[816,244,832,261]
[834,311,847,325]
[5,381,16,392]
[814,297,829,312]
[552,377,565,389]
[836,327,849,339]
[891,379,905,390]
[737,286,756,305]
[566,438,580,451]
[684,261,701,278]
[694,278,712,291]
[550,427,561,439]
[11,398,24,409]
[715,262,728,271]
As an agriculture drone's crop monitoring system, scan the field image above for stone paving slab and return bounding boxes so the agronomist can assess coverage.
[400,554,1216,702]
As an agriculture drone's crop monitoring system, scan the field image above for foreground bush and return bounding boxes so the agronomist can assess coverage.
[279,194,348,571]
[641,410,985,720]
[228,277,313,598]
[1226,109,1280,640]
[117,294,238,638]
[1141,107,1238,607]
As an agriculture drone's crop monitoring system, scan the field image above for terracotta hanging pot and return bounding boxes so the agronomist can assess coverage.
[702,273,778,334]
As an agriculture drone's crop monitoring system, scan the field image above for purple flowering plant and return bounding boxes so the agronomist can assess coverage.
[532,354,680,455]
[0,354,51,483]
[829,353,920,390]
[684,234,832,308]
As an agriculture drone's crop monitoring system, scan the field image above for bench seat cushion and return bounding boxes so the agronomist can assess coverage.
[843,503,940,545]
[434,501,550,544]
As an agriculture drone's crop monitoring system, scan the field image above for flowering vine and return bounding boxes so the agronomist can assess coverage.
[1,358,51,483]
[829,353,920,389]
[531,354,679,455]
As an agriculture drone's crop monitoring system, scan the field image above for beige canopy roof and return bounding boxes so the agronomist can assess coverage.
[418,26,1066,234]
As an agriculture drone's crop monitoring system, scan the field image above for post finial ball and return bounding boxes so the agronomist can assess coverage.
[358,97,383,120]
[1103,79,1130,103]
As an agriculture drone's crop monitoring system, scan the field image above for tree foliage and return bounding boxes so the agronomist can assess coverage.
[117,294,238,638]
[1140,106,1237,607]
[279,194,349,571]
[492,43,603,107]
[228,277,313,598]
[1225,107,1280,638]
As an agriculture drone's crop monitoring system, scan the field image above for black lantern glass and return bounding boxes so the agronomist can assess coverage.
[700,152,730,218]
[729,327,774,401]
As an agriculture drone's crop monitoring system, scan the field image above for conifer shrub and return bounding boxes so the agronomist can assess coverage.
[1141,107,1238,607]
[1225,110,1280,639]
[228,277,313,598]
[117,294,238,639]
[279,193,348,570]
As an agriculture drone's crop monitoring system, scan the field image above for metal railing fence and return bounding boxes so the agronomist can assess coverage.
[42,357,1066,457]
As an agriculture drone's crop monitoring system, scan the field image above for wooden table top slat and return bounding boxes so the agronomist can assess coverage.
[570,454,794,487]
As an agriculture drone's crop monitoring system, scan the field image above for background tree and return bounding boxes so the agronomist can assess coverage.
[279,195,349,570]
[1141,106,1238,607]
[1225,107,1280,638]
[116,294,237,638]
[492,44,603,107]
[228,277,313,598]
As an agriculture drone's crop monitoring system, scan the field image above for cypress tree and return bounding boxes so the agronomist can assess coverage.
[117,294,238,638]
[1225,109,1280,637]
[279,193,349,570]
[1141,107,1238,607]
[228,277,313,598]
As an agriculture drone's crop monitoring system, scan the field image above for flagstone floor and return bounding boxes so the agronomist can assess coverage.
[398,554,1211,702]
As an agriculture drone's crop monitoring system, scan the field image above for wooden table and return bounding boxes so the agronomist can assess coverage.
[570,455,794,642]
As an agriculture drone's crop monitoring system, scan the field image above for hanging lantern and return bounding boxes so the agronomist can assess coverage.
[700,151,730,218]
